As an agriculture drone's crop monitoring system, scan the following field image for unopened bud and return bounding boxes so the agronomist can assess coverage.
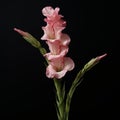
[14,28,40,48]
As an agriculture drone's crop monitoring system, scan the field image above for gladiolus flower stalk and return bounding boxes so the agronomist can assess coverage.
[14,6,107,120]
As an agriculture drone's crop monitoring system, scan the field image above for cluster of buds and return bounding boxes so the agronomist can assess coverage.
[41,6,75,79]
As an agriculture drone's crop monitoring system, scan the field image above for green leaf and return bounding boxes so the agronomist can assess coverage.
[65,54,107,120]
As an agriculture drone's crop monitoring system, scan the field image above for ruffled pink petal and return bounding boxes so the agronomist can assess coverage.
[41,24,56,40]
[42,6,59,18]
[44,47,68,60]
[47,41,69,54]
[41,24,63,41]
[46,57,75,79]
[60,34,71,46]
[63,57,75,71]
[46,64,67,79]
[46,40,61,54]
[49,57,64,70]
[44,41,68,60]
[42,6,62,23]
[53,19,66,31]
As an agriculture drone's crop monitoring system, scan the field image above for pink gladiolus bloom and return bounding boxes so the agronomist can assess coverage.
[41,6,66,41]
[42,6,64,24]
[42,7,60,21]
[46,57,75,79]
[41,6,75,79]
[44,40,69,60]
[41,21,66,41]
[41,24,64,40]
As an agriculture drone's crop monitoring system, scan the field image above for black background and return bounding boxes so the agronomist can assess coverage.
[0,0,119,120]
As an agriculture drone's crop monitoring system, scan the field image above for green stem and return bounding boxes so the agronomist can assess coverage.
[53,78,66,120]
[65,69,85,120]
[65,57,101,120]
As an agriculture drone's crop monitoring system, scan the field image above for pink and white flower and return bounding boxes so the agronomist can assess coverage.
[44,40,69,60]
[42,6,65,25]
[41,6,66,41]
[46,57,75,79]
[41,6,75,79]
